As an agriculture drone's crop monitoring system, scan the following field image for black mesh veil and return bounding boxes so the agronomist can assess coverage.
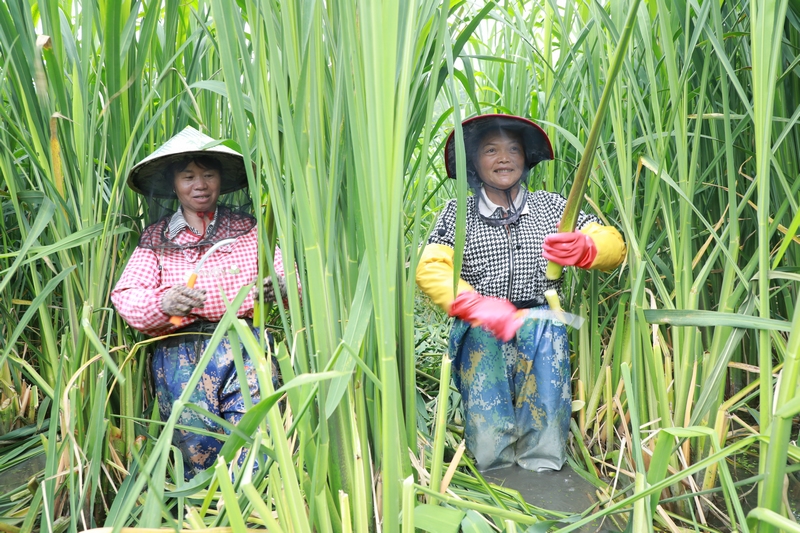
[442,115,554,227]
[134,165,257,250]
[127,126,257,250]
[444,115,553,185]
[456,122,532,226]
[137,204,256,251]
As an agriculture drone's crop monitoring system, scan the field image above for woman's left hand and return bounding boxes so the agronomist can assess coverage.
[542,231,597,268]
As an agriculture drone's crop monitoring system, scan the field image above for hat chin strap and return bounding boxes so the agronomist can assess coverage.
[477,178,527,227]
[191,209,215,239]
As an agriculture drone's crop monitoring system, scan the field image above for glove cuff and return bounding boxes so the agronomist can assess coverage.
[575,233,598,269]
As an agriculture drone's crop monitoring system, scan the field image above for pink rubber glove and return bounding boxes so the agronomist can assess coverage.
[448,292,524,342]
[542,231,597,269]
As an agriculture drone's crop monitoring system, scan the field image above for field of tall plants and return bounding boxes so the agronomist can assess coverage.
[1,0,799,532]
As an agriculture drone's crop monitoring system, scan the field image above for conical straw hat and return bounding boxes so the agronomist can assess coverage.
[127,126,249,199]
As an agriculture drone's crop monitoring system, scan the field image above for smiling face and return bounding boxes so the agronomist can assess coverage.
[473,130,527,192]
[173,159,221,214]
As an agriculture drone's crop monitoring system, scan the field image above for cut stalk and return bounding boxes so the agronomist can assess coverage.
[545,0,643,280]
[429,356,453,497]
[401,476,415,533]
[340,491,352,533]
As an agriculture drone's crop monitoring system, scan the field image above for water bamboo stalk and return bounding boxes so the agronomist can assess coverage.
[631,472,650,533]
[215,458,247,532]
[604,365,614,450]
[545,0,643,280]
[340,491,352,533]
[751,0,791,513]
[242,483,285,533]
[428,356,452,497]
[401,476,415,533]
[758,297,800,524]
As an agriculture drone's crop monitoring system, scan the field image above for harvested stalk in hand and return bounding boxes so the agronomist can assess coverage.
[545,0,642,280]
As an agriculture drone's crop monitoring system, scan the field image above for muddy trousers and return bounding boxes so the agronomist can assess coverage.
[450,312,572,472]
[152,324,269,478]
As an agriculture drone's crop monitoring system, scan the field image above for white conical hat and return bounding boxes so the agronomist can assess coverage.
[127,126,249,199]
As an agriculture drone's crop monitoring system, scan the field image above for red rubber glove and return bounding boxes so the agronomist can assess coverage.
[448,292,524,342]
[542,231,597,269]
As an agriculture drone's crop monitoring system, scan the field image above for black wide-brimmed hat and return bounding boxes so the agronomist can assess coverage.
[127,126,249,199]
[443,114,554,180]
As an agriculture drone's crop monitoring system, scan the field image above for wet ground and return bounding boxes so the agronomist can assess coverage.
[0,453,46,494]
[483,464,619,532]
[721,460,800,523]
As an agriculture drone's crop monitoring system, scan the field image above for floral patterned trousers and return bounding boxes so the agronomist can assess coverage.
[450,308,571,472]
[152,325,268,478]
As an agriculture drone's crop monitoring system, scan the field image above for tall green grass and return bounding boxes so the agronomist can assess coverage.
[1,0,799,532]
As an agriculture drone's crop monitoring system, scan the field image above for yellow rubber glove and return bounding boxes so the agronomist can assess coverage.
[416,243,474,312]
[579,222,627,271]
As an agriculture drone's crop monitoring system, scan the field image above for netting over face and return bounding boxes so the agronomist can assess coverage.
[444,116,553,186]
[451,122,537,226]
[137,205,257,250]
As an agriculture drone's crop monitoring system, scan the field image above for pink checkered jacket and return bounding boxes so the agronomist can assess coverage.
[111,212,291,337]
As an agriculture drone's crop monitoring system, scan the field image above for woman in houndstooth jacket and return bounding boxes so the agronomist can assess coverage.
[416,115,626,472]
[112,127,291,478]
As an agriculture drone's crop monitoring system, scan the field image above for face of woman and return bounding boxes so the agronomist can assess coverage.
[474,131,526,191]
[173,160,221,214]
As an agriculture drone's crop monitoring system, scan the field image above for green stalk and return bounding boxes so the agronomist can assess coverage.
[414,485,539,525]
[542,0,556,192]
[402,476,416,533]
[747,508,800,533]
[242,483,285,533]
[233,320,313,533]
[631,472,650,533]
[428,355,452,496]
[758,298,800,526]
[701,0,742,432]
[545,0,643,280]
[215,457,247,532]
[340,491,352,533]
[752,2,791,503]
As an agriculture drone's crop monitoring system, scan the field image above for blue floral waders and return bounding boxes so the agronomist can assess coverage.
[152,323,269,477]
[450,307,571,472]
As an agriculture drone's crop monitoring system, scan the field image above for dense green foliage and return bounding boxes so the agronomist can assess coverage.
[1,1,799,532]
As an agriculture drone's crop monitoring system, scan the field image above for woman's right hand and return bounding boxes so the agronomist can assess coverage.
[161,285,207,316]
[448,292,523,342]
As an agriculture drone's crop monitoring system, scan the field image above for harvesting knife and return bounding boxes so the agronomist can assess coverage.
[522,309,585,330]
[517,289,585,329]
[168,237,237,326]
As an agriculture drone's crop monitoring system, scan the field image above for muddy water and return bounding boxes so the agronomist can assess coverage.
[720,463,800,522]
[0,453,46,494]
[483,464,619,532]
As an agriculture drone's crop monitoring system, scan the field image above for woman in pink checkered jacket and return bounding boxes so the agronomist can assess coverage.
[111,126,292,478]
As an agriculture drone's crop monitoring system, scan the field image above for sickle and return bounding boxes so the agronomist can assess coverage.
[169,238,237,326]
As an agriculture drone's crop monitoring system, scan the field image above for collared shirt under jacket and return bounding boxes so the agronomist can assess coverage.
[112,210,288,337]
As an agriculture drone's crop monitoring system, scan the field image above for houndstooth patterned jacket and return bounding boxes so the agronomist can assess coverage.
[428,190,599,305]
